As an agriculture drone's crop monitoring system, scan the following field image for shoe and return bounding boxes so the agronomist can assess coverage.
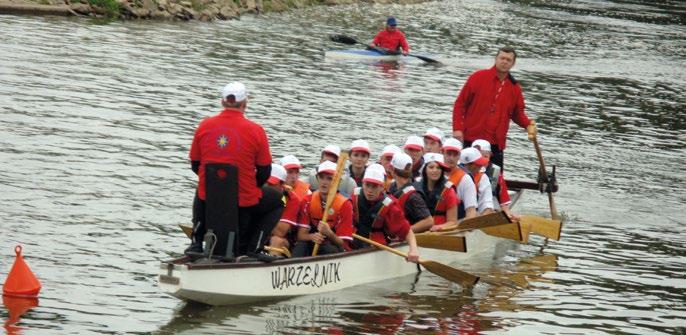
[184,241,203,256]
[254,251,283,263]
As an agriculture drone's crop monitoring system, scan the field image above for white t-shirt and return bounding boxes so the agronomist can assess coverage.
[476,174,495,213]
[455,174,478,210]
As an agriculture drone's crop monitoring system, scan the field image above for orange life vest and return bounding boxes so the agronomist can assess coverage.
[307,190,347,231]
[292,179,311,200]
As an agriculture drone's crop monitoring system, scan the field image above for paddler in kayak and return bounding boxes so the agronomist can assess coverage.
[368,16,410,56]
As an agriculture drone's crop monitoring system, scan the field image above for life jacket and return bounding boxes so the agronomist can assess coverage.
[413,180,454,225]
[291,179,311,200]
[452,166,483,219]
[307,191,348,232]
[351,187,393,245]
[485,163,501,194]
[393,183,417,214]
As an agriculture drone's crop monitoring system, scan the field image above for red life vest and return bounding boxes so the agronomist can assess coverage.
[307,191,348,231]
[351,188,393,245]
[433,182,456,225]
[396,184,417,213]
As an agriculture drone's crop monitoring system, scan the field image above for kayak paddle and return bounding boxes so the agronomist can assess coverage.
[329,34,441,64]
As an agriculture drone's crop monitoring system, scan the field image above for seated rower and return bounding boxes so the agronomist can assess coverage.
[403,135,425,180]
[387,153,434,233]
[349,139,371,187]
[378,144,401,177]
[307,144,356,197]
[351,164,419,263]
[413,153,459,231]
[279,154,311,200]
[444,143,481,220]
[458,147,495,216]
[471,140,518,221]
[423,127,444,153]
[293,161,354,257]
[442,137,462,167]
[265,164,302,256]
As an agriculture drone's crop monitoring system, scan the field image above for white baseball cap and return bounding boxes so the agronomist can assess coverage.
[322,144,341,158]
[279,155,302,170]
[422,152,448,168]
[350,139,371,154]
[362,163,386,186]
[391,152,413,170]
[380,144,401,159]
[443,138,463,153]
[423,127,444,143]
[220,82,248,102]
[471,139,492,152]
[403,135,424,151]
[267,163,287,185]
[317,160,337,175]
[459,147,489,166]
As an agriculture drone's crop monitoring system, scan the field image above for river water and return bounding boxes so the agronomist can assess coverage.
[0,0,684,333]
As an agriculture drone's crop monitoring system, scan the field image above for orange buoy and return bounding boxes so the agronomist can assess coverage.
[3,245,41,298]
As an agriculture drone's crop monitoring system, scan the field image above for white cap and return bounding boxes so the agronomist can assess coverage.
[459,147,489,166]
[471,139,491,152]
[443,138,463,152]
[403,135,424,151]
[220,82,248,102]
[422,152,448,168]
[423,127,444,143]
[322,144,341,158]
[317,160,337,175]
[267,163,287,185]
[380,144,401,159]
[362,163,386,186]
[279,155,302,170]
[391,152,413,170]
[350,139,371,154]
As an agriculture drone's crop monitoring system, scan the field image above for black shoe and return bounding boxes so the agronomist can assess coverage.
[184,241,203,256]
[253,251,283,263]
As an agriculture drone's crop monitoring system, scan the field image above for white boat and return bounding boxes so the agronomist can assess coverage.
[324,49,402,62]
[159,228,513,306]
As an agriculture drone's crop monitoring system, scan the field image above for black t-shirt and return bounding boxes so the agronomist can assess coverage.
[389,181,431,224]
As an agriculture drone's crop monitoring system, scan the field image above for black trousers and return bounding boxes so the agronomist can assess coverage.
[464,140,505,170]
[191,186,284,256]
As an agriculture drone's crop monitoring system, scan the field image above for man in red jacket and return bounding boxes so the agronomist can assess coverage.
[368,17,410,56]
[452,46,537,169]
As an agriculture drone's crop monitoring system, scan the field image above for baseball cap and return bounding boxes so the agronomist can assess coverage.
[322,144,341,158]
[279,155,302,170]
[423,127,444,143]
[443,138,462,152]
[317,160,337,175]
[459,147,489,166]
[471,139,491,152]
[350,139,371,154]
[363,163,386,186]
[422,152,448,168]
[380,144,401,159]
[391,152,413,170]
[403,135,424,151]
[220,82,248,102]
[387,17,397,26]
[267,163,286,185]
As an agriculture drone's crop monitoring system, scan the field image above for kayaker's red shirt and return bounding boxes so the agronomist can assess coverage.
[189,108,272,206]
[371,29,410,54]
[452,66,531,149]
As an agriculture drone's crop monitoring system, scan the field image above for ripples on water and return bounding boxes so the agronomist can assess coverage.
[0,0,684,333]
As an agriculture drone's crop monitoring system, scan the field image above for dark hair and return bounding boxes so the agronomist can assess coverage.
[421,161,446,189]
[496,46,517,61]
[393,167,411,179]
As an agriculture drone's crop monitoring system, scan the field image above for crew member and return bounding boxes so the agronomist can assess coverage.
[307,144,356,197]
[349,139,371,186]
[279,154,311,199]
[403,135,424,180]
[413,153,458,231]
[458,147,495,216]
[471,140,518,220]
[423,127,444,153]
[387,153,434,233]
[265,164,302,256]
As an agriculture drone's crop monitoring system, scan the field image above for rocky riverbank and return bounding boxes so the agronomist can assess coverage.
[0,0,425,21]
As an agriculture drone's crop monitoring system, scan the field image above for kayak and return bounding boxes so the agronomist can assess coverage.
[324,49,402,62]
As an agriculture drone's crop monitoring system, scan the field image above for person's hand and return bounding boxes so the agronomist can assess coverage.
[317,221,333,238]
[429,224,444,232]
[368,43,376,49]
[506,212,521,223]
[403,51,408,56]
[452,130,464,141]
[527,121,537,141]
[406,248,419,263]
[309,232,325,244]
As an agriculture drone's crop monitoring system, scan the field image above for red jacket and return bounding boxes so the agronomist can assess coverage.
[371,30,410,54]
[452,66,531,149]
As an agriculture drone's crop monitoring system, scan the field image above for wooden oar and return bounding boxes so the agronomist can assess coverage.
[352,233,479,287]
[312,151,349,256]
[505,179,558,193]
[520,215,562,240]
[532,136,559,220]
[329,34,441,64]
[415,234,466,252]
[179,223,193,238]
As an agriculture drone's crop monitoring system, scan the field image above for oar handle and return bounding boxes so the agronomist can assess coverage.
[353,234,411,259]
[532,137,559,220]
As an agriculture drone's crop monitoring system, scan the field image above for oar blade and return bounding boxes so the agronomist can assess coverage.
[179,224,193,239]
[480,222,523,242]
[416,234,466,252]
[456,211,511,231]
[408,53,440,64]
[420,260,479,287]
[520,215,562,240]
[330,34,359,45]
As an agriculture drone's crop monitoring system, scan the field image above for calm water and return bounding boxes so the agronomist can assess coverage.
[1,0,685,333]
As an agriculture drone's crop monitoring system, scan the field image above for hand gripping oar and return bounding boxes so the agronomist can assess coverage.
[352,233,479,287]
[312,151,349,256]
[532,136,559,221]
[329,34,441,64]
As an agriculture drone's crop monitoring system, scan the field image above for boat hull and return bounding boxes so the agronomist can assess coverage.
[324,49,402,62]
[159,229,508,305]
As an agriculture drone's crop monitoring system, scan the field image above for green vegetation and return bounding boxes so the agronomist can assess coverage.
[190,0,206,12]
[88,0,121,17]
